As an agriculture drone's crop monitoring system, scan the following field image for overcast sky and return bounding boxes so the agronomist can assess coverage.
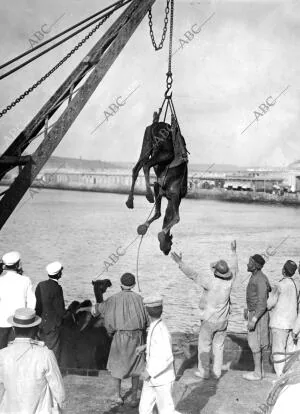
[0,0,299,167]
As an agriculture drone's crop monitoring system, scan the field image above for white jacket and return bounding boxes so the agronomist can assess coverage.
[268,277,300,330]
[0,271,36,327]
[0,338,65,413]
[178,252,238,323]
[146,319,175,386]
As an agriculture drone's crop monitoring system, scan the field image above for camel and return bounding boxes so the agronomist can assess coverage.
[60,279,112,370]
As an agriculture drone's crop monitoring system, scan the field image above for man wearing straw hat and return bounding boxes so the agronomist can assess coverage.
[0,307,65,413]
[0,251,36,349]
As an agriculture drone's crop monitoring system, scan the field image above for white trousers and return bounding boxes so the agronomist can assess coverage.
[139,381,179,414]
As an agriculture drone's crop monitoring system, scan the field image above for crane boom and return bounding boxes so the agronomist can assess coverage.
[0,0,157,231]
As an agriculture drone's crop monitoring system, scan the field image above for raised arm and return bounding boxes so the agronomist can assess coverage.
[228,240,239,282]
[171,252,198,282]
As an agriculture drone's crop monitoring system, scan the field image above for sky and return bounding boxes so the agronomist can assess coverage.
[0,0,300,167]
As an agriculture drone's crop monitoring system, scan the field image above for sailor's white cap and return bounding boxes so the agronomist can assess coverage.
[143,295,163,308]
[46,261,63,276]
[2,251,21,266]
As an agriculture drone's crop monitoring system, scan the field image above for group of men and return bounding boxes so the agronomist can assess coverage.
[0,251,66,413]
[0,251,179,413]
[171,242,300,385]
[1,243,300,413]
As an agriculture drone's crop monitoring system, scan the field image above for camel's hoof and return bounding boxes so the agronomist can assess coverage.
[137,223,149,235]
[146,192,154,203]
[126,198,134,209]
[158,231,172,256]
[158,231,165,244]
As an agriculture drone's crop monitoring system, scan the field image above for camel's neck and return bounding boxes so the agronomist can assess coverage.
[95,292,104,304]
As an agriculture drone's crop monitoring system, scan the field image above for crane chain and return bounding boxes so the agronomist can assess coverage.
[165,0,174,96]
[0,0,128,119]
[148,0,170,51]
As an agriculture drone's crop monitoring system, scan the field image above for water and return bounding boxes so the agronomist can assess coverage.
[1,188,300,334]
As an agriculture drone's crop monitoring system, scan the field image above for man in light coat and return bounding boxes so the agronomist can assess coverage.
[0,307,65,413]
[0,251,36,349]
[171,241,238,379]
[137,296,179,414]
[267,260,299,376]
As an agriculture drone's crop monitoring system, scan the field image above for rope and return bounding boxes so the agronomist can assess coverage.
[0,0,130,119]
[0,0,132,72]
[136,236,144,292]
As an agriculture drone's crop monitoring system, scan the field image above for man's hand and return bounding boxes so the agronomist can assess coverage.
[231,240,237,252]
[140,369,150,381]
[135,344,146,356]
[248,319,256,331]
[171,251,183,264]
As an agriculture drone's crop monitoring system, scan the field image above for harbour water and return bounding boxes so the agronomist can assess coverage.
[1,188,300,334]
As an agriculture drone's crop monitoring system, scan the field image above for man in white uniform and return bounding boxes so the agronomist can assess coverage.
[0,251,36,349]
[0,307,65,413]
[138,296,179,414]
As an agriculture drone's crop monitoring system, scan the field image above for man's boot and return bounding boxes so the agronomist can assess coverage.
[243,351,262,381]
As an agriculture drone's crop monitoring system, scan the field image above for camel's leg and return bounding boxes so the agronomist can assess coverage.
[137,183,162,235]
[162,194,181,234]
[142,163,155,204]
[142,151,173,204]
[126,159,144,209]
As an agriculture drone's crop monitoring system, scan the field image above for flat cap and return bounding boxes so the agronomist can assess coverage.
[252,254,266,268]
[143,295,163,308]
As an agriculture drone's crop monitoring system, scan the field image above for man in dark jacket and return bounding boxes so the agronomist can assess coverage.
[243,254,271,381]
[35,261,65,364]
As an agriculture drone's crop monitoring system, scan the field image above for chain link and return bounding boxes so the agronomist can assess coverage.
[148,0,170,51]
[0,0,129,119]
[165,0,174,96]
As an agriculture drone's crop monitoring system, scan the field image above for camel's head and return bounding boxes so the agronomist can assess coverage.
[92,279,112,303]
[158,231,173,256]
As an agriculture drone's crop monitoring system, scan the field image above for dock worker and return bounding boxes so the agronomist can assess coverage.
[171,241,238,379]
[94,273,148,407]
[35,262,65,364]
[243,254,271,381]
[137,296,179,414]
[267,260,299,377]
[0,307,65,414]
[0,251,36,349]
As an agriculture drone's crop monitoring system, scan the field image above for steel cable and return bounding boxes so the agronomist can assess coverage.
[0,0,132,72]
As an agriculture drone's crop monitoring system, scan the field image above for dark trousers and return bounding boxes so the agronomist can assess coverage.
[0,327,14,349]
[39,327,62,364]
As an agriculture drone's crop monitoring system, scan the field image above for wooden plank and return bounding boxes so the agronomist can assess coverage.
[0,0,157,230]
[0,156,31,165]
